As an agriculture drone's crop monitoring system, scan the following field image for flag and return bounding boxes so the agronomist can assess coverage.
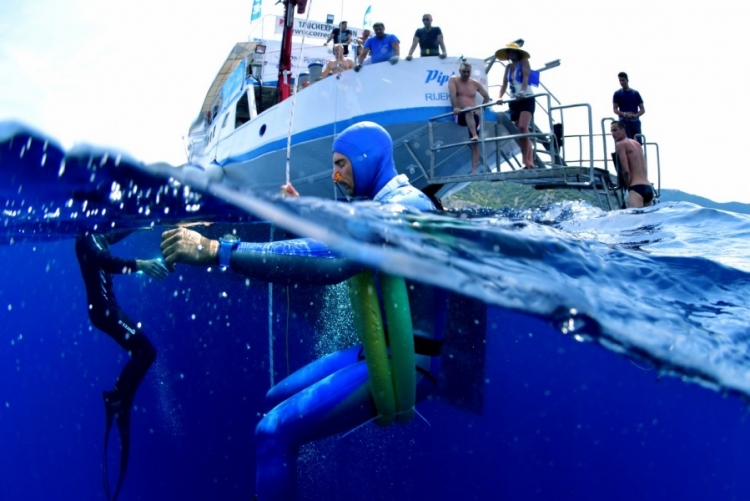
[251,0,262,22]
[363,5,372,30]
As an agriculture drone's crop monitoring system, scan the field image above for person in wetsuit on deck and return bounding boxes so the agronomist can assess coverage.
[75,230,168,501]
[160,122,448,501]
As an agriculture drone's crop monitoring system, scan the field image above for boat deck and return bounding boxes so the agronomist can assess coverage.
[419,79,661,211]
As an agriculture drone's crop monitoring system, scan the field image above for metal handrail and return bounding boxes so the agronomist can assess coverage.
[427,93,561,175]
[648,142,662,196]
[550,103,593,186]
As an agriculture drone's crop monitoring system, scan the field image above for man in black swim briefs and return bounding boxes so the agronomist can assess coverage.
[610,120,654,207]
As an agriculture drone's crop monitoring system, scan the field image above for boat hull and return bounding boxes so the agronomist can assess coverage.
[190,56,520,198]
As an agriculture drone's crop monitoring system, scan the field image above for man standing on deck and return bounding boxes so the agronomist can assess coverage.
[449,61,494,173]
[356,22,400,68]
[324,21,352,57]
[160,122,449,501]
[611,120,654,207]
[405,13,447,60]
[613,72,645,143]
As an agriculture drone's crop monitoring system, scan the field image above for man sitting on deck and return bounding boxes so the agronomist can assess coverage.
[611,120,654,208]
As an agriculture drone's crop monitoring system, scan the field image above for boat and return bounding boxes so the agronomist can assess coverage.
[187,0,661,211]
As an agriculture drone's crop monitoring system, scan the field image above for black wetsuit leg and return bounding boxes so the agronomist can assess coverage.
[90,302,156,501]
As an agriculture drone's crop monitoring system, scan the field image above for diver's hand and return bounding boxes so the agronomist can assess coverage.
[389,56,399,65]
[160,228,219,271]
[354,64,362,72]
[405,55,413,61]
[136,259,169,280]
[280,183,300,197]
[439,53,447,59]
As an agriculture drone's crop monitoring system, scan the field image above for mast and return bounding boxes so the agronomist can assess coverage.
[278,0,308,102]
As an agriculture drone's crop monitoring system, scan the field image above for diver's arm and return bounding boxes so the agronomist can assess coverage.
[230,252,365,286]
[81,235,138,274]
[161,228,364,286]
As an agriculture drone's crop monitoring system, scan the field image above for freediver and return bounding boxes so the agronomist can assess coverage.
[160,121,449,500]
[75,229,169,501]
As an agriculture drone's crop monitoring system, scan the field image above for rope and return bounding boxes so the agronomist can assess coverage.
[285,285,291,376]
[284,0,315,185]
[268,224,275,387]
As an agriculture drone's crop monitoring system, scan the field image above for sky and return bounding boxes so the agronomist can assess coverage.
[1,0,749,203]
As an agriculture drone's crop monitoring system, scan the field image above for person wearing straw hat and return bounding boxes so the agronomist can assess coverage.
[497,42,537,169]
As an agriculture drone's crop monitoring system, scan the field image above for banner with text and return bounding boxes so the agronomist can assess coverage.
[274,16,362,41]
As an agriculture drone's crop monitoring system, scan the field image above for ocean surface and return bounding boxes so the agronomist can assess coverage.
[2,122,750,500]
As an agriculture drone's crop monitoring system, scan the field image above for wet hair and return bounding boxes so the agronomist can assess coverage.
[459,61,472,71]
[333,43,343,51]
[611,120,625,130]
[618,72,628,80]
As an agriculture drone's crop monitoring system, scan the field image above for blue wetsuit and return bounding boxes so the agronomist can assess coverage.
[225,123,444,500]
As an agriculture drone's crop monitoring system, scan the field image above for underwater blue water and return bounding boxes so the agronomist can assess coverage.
[2,122,750,500]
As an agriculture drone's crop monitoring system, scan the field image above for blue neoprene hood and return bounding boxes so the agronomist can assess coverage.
[332,122,397,199]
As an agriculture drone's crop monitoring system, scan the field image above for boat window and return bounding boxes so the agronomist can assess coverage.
[235,92,251,128]
[222,113,230,129]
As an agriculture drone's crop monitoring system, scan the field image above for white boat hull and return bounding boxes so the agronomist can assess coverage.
[190,56,520,199]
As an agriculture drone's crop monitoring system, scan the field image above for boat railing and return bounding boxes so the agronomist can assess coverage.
[427,93,559,177]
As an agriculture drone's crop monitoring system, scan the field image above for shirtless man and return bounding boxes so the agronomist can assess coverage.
[611,120,654,208]
[320,44,354,79]
[448,62,493,173]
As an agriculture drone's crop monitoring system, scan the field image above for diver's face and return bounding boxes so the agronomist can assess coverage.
[332,152,355,196]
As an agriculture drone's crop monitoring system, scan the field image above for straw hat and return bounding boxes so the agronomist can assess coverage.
[495,42,530,61]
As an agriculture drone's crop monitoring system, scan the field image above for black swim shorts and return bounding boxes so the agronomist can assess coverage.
[454,111,481,137]
[509,97,536,123]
